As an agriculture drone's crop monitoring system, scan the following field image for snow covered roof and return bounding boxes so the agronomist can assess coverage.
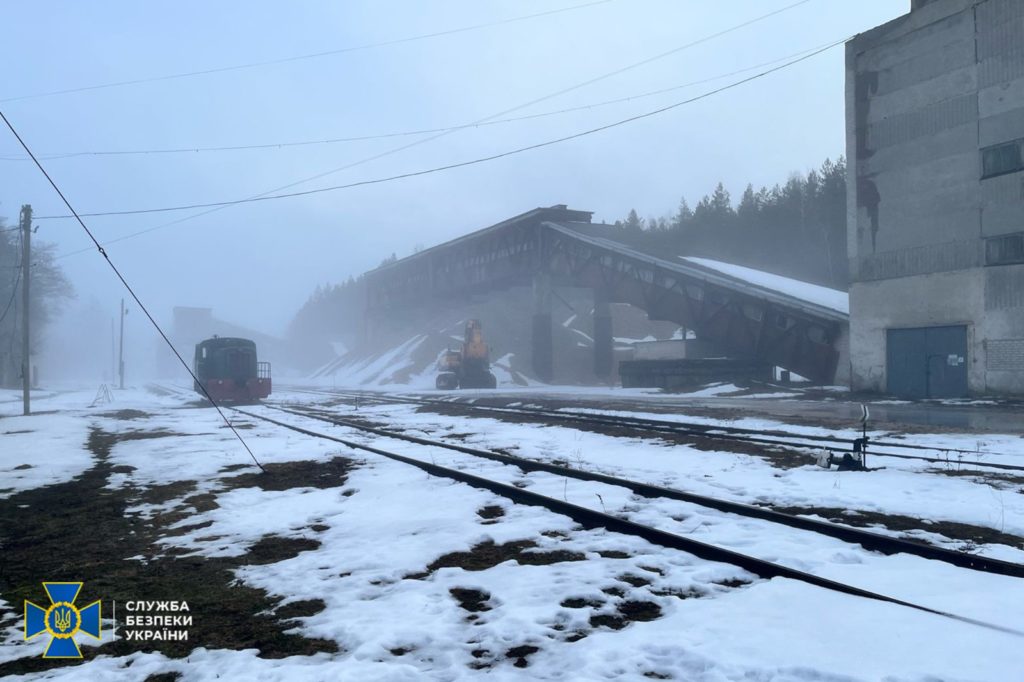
[545,223,848,321]
[680,257,849,315]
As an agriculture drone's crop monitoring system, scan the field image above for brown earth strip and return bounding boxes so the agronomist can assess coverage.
[767,505,1024,551]
[405,539,585,579]
[0,426,353,677]
[414,402,814,470]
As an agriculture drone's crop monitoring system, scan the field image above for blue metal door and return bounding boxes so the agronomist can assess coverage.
[886,326,967,398]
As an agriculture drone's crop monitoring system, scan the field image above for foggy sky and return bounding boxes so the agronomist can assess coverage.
[1,0,905,378]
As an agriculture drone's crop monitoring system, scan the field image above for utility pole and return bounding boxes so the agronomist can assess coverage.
[118,298,126,389]
[19,204,31,416]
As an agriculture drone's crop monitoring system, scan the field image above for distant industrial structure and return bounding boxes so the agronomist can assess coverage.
[160,306,284,377]
[846,0,1024,397]
[363,205,849,385]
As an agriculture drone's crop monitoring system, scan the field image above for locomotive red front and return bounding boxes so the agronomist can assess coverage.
[193,336,271,402]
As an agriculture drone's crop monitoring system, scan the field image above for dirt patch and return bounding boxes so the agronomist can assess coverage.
[617,573,651,587]
[183,493,219,513]
[276,599,326,620]
[518,547,586,566]
[658,588,708,601]
[91,427,183,453]
[99,409,153,421]
[506,644,540,668]
[476,505,505,520]
[468,647,493,670]
[406,539,585,579]
[589,600,662,631]
[244,536,321,565]
[0,426,339,677]
[139,479,199,506]
[768,505,1024,550]
[560,597,604,609]
[450,587,492,613]
[163,519,214,537]
[541,530,569,539]
[144,674,182,682]
[222,457,354,491]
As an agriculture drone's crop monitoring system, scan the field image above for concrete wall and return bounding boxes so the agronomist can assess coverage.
[848,269,983,391]
[846,0,1024,395]
[983,263,1024,393]
[631,339,721,361]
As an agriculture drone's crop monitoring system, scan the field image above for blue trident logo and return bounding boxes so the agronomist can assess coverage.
[24,582,101,659]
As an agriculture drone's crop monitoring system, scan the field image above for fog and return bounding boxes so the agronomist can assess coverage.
[1,1,905,383]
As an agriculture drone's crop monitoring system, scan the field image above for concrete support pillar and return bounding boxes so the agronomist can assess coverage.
[532,273,553,382]
[593,288,613,379]
[361,309,377,347]
[359,282,376,348]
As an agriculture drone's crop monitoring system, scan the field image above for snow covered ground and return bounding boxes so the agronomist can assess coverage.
[1,386,1022,680]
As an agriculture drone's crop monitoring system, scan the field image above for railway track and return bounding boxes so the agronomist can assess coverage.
[284,386,1024,474]
[218,402,1020,636]
[264,401,1024,578]
[149,384,1024,635]
[157,384,1024,564]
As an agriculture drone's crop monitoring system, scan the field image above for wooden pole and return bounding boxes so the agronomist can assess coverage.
[118,298,125,389]
[20,204,31,416]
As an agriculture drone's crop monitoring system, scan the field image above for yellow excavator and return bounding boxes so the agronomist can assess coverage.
[436,319,498,389]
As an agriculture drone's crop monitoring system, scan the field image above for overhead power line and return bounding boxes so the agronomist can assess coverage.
[0,0,614,104]
[0,38,841,162]
[0,108,266,473]
[47,0,819,260]
[38,41,845,224]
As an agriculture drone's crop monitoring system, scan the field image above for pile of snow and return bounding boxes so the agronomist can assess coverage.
[310,333,535,390]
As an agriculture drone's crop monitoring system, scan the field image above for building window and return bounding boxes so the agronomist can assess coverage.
[981,140,1023,179]
[986,232,1024,266]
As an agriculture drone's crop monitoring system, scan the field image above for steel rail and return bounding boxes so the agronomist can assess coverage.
[266,402,1024,579]
[228,404,1023,637]
[284,386,1024,473]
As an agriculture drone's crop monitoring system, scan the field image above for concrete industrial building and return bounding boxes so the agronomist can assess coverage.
[846,0,1024,397]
